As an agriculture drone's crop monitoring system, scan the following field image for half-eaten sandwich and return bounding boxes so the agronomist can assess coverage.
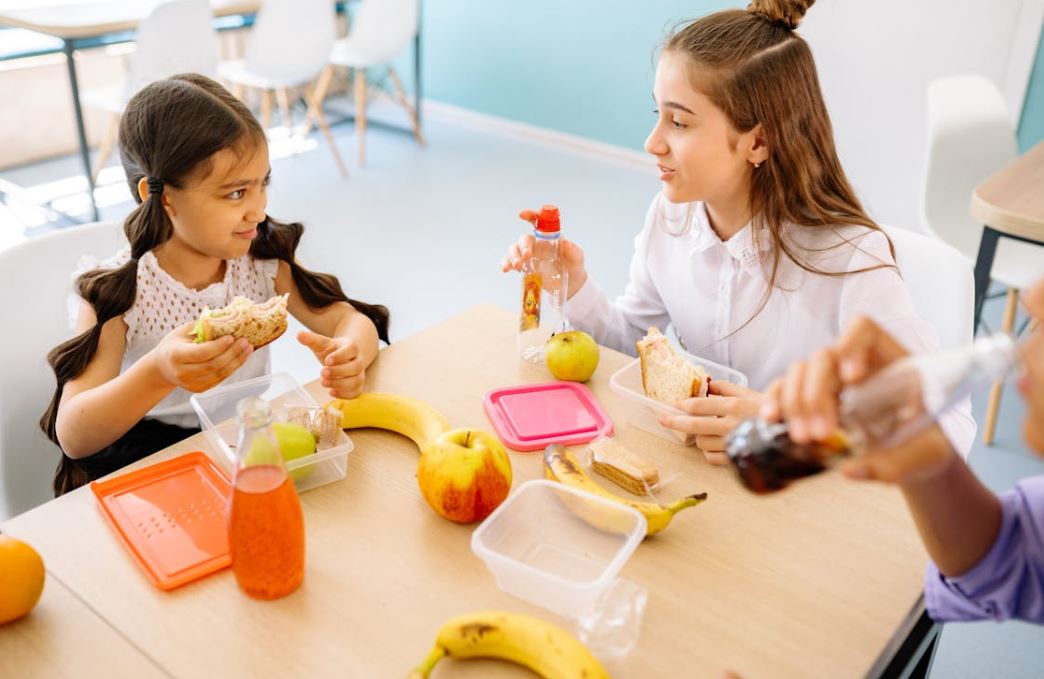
[192,294,289,349]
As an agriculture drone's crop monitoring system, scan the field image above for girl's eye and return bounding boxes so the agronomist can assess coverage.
[227,189,245,200]
[671,118,687,130]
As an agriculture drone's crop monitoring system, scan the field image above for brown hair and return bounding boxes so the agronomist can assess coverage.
[664,0,895,319]
[41,74,390,495]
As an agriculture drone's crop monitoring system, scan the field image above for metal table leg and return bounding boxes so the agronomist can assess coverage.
[973,226,1000,333]
[867,600,941,679]
[63,38,99,222]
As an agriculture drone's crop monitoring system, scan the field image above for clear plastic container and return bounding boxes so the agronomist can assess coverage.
[190,373,353,492]
[471,479,647,619]
[609,350,748,445]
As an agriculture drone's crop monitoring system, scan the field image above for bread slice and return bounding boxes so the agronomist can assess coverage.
[193,294,289,349]
[589,438,659,495]
[636,327,708,404]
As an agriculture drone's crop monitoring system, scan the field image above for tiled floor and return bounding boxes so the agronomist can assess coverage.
[2,110,1041,677]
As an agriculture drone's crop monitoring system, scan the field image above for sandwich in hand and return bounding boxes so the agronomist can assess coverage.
[192,294,289,349]
[636,326,709,403]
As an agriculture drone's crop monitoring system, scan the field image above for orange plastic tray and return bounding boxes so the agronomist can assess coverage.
[91,451,232,591]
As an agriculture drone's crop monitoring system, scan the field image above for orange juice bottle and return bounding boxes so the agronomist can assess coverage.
[228,397,305,599]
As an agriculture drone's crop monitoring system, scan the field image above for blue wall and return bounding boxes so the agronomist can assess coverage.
[397,1,1043,152]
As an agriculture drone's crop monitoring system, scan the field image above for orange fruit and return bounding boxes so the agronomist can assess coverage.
[0,536,45,624]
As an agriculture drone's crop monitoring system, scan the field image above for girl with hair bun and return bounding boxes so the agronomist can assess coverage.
[503,0,974,464]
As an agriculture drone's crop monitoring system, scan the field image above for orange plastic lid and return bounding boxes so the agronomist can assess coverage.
[91,451,232,591]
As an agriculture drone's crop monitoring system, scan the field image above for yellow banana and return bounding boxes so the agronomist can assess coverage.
[406,610,610,679]
[326,393,449,450]
[544,444,706,536]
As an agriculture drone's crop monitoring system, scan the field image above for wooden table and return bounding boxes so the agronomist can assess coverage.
[970,140,1044,328]
[0,569,168,678]
[0,0,423,223]
[2,305,929,678]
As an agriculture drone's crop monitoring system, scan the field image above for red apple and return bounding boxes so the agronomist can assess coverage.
[417,428,512,523]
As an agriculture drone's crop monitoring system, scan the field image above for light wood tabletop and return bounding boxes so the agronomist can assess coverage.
[0,1,258,39]
[0,570,167,679]
[971,140,1044,242]
[2,305,928,679]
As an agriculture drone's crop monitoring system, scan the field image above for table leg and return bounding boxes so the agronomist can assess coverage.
[63,39,100,222]
[973,226,1000,333]
[867,600,940,679]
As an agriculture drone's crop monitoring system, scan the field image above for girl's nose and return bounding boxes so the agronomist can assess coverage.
[245,193,267,224]
[644,123,668,157]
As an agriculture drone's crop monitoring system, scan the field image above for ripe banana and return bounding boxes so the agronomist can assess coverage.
[406,610,609,679]
[544,444,706,536]
[326,393,449,450]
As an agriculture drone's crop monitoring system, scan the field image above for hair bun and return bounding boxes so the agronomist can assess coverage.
[747,0,814,30]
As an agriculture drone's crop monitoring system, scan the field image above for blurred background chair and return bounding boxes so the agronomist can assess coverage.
[921,73,1043,444]
[218,0,347,176]
[0,220,125,522]
[884,225,975,351]
[310,0,424,166]
[82,0,218,185]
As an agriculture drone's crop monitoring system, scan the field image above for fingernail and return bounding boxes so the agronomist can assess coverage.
[239,339,250,350]
[790,419,808,443]
[322,369,330,378]
[760,403,776,420]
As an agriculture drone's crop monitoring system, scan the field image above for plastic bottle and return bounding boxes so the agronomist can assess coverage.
[518,205,569,363]
[725,333,1020,494]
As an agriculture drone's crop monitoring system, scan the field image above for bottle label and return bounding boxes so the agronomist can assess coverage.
[520,272,541,331]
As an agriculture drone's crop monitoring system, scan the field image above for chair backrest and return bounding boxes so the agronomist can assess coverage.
[125,0,219,98]
[345,0,419,65]
[883,225,974,350]
[244,0,335,85]
[0,222,127,521]
[921,74,1019,261]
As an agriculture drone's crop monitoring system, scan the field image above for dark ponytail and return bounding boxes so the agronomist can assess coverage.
[250,218,390,342]
[42,73,389,495]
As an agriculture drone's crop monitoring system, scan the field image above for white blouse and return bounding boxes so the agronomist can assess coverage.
[69,250,279,428]
[566,193,976,455]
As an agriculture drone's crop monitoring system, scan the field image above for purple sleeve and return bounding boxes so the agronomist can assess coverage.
[924,475,1044,623]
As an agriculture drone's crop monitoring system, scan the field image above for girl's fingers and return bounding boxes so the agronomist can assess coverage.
[703,450,729,465]
[658,414,732,436]
[321,360,362,381]
[696,436,728,455]
[760,378,783,421]
[803,349,840,440]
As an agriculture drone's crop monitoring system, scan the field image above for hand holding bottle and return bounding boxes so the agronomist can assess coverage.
[758,316,959,485]
[501,209,588,299]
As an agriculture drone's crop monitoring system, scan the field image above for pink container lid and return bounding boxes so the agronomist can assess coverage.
[483,382,614,452]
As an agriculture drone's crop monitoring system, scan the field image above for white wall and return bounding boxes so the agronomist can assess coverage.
[801,0,1043,230]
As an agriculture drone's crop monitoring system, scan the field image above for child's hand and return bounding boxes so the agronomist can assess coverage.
[760,316,957,485]
[151,322,254,392]
[297,330,365,399]
[658,381,761,464]
[500,213,588,298]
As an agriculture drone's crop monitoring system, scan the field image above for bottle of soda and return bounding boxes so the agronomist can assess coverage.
[518,205,569,363]
[725,333,1020,494]
[228,397,305,599]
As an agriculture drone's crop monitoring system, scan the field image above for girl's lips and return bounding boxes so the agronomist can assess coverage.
[234,228,258,239]
[658,164,675,180]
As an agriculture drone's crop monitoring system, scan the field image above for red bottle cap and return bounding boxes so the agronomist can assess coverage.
[535,205,560,233]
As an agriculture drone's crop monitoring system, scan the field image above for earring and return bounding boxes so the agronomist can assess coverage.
[754,161,762,169]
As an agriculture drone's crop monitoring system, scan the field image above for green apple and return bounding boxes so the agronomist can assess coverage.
[545,330,600,382]
[245,422,317,482]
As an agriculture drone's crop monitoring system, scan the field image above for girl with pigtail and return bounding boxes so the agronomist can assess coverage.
[42,73,389,495]
[503,0,975,463]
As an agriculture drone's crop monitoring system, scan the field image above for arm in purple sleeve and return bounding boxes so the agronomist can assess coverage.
[925,475,1044,623]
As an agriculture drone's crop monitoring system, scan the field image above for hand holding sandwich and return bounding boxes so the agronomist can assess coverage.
[151,321,255,393]
[659,380,761,464]
[298,330,366,399]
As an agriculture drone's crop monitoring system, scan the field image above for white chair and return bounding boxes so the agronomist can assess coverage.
[218,0,347,176]
[921,74,1043,443]
[884,225,974,351]
[83,0,218,184]
[0,221,126,522]
[310,0,425,166]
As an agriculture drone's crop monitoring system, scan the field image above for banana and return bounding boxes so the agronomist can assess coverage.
[406,610,610,679]
[544,444,707,536]
[326,393,449,450]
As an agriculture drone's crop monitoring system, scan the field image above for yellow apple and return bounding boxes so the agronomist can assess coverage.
[545,330,600,382]
[245,422,317,482]
[417,428,512,523]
